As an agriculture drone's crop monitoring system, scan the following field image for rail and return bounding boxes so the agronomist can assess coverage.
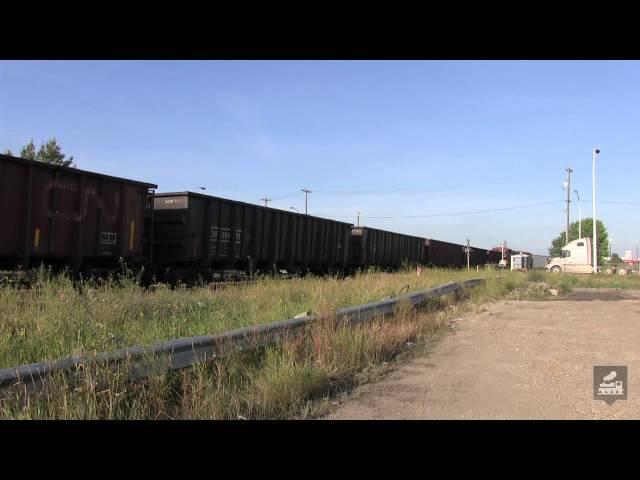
[0,278,484,392]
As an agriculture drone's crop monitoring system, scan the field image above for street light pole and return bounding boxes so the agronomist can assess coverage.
[593,148,600,274]
[357,211,360,227]
[574,190,581,239]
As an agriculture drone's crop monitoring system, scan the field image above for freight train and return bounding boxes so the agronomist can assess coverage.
[0,153,512,283]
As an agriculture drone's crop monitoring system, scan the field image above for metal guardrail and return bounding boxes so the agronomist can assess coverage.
[0,278,483,391]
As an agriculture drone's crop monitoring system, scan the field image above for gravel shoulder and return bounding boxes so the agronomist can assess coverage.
[325,288,640,419]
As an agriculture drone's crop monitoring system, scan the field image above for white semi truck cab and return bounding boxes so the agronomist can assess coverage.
[546,237,632,274]
[546,237,594,274]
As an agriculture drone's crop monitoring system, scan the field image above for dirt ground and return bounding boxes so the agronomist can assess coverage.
[325,288,640,420]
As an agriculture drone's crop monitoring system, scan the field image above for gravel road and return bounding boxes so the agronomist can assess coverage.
[326,288,640,419]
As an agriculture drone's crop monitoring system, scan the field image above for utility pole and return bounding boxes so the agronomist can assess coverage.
[301,189,311,215]
[261,197,272,208]
[357,211,360,227]
[565,167,573,245]
[609,239,613,261]
[466,237,471,271]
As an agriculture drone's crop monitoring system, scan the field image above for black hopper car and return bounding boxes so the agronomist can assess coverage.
[351,226,424,271]
[151,192,352,282]
[0,154,509,283]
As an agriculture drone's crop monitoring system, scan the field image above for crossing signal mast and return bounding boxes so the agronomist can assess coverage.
[499,241,508,269]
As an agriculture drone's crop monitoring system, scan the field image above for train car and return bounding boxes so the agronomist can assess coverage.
[0,153,156,272]
[152,192,352,280]
[468,245,491,267]
[490,246,512,267]
[487,249,502,264]
[350,226,424,270]
[424,238,467,268]
[531,254,549,269]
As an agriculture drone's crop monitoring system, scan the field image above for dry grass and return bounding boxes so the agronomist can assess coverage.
[0,299,460,419]
[0,265,489,369]
[2,267,637,419]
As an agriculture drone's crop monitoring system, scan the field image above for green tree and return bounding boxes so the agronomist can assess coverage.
[16,138,75,167]
[2,149,12,155]
[20,140,36,160]
[548,218,608,264]
[36,138,75,167]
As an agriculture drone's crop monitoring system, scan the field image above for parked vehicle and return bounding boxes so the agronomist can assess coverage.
[545,237,633,275]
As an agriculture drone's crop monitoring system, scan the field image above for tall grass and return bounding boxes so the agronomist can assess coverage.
[0,294,464,419]
[0,266,487,369]
[2,268,639,419]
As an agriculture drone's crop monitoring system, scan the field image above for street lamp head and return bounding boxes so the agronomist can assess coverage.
[595,148,600,154]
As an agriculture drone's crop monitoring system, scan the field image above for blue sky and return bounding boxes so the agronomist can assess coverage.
[1,60,639,256]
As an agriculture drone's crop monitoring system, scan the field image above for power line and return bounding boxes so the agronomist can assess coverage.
[269,193,300,201]
[312,198,640,220]
[312,175,524,196]
[313,200,563,219]
[600,200,640,205]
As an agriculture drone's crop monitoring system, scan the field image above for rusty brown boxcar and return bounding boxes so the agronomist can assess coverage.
[351,226,424,270]
[152,192,352,279]
[0,154,157,271]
